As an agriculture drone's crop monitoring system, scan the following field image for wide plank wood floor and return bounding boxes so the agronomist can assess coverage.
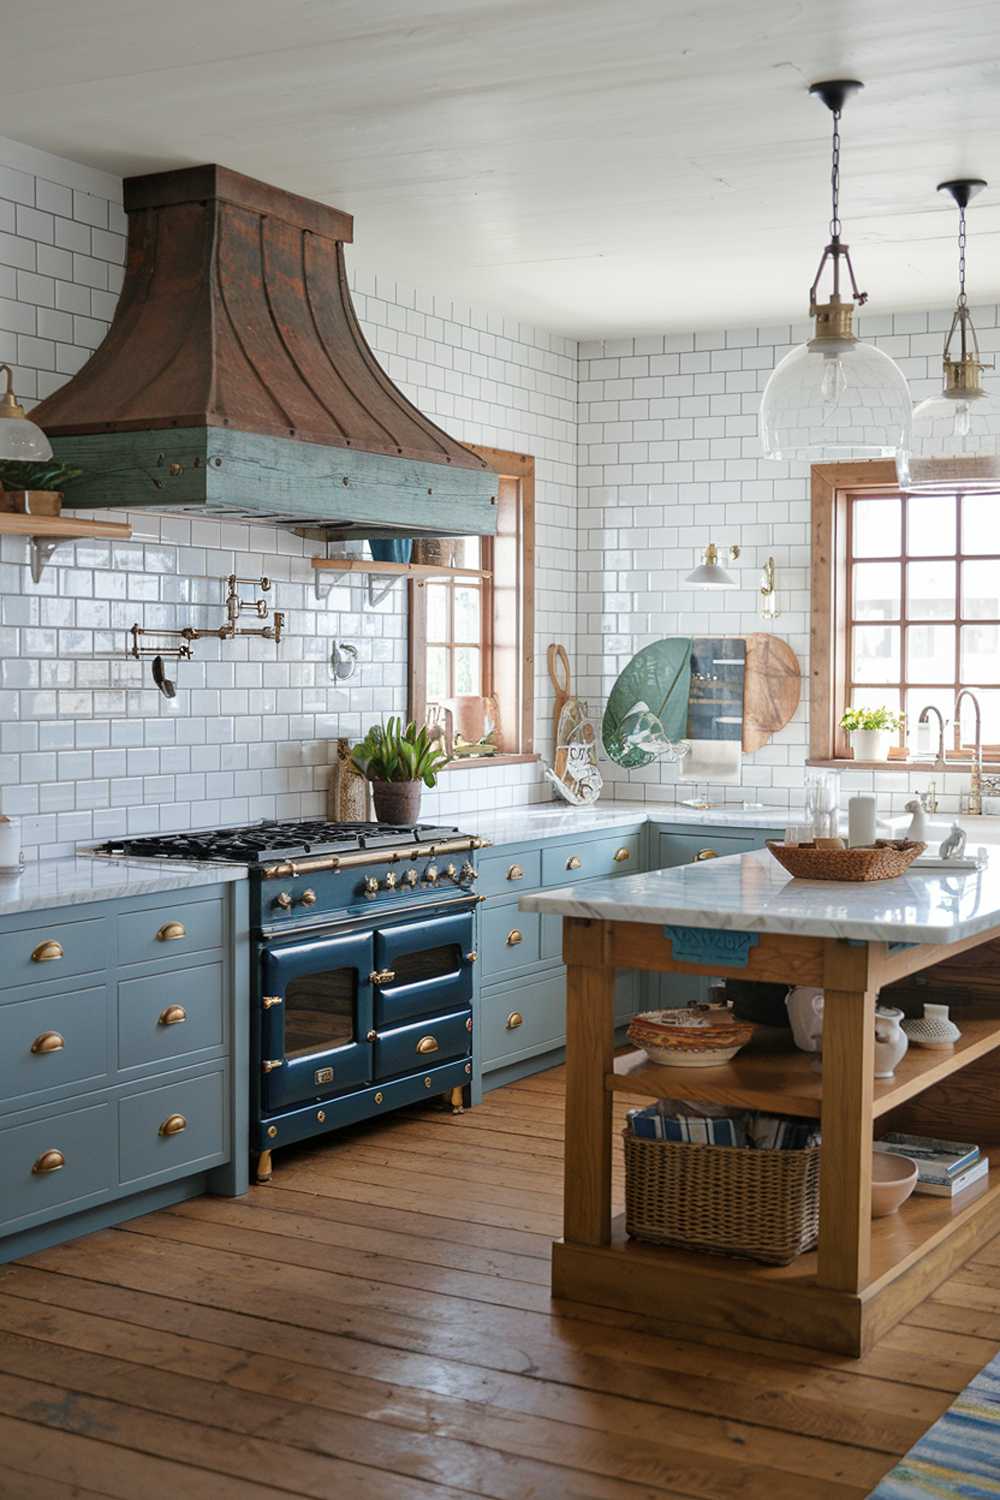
[1,1062,998,1499]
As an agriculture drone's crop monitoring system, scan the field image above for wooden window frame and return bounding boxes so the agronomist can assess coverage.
[408,445,536,769]
[810,460,1000,767]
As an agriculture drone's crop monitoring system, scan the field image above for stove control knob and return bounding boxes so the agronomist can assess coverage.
[298,888,317,906]
[424,865,440,885]
[403,868,419,888]
[444,863,458,882]
[460,862,477,883]
[384,871,398,891]
[273,891,293,911]
[363,876,380,899]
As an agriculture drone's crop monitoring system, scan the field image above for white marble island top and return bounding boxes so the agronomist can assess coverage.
[520,846,1000,946]
[0,855,247,918]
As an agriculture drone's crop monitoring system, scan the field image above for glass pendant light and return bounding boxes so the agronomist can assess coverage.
[0,364,53,461]
[904,178,1000,491]
[760,81,911,467]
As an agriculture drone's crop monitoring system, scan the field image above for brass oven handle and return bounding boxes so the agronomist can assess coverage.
[370,968,396,985]
[416,1035,440,1055]
[506,929,523,946]
[30,1031,65,1055]
[158,1005,187,1026]
[31,940,63,963]
[262,995,283,1009]
[262,1058,284,1073]
[566,855,582,870]
[506,864,524,881]
[32,1149,65,1175]
[156,921,186,942]
[506,1011,524,1030]
[159,1114,187,1137]
[613,847,631,862]
[695,849,719,861]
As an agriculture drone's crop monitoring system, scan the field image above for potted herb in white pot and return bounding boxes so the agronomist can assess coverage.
[840,706,904,762]
[351,718,449,824]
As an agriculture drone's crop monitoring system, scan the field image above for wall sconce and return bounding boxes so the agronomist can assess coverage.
[683,543,740,589]
[759,556,781,619]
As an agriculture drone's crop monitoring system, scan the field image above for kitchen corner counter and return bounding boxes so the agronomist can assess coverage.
[463,800,791,849]
[0,855,247,917]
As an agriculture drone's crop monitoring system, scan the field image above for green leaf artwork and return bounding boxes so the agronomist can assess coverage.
[602,638,693,768]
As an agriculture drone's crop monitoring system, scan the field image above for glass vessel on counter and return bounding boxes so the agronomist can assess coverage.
[804,769,842,840]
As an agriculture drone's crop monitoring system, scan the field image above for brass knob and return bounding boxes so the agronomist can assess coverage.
[465,950,478,963]
[460,862,477,882]
[316,1110,326,1123]
[506,929,523,946]
[695,848,719,861]
[157,920,186,941]
[369,968,396,985]
[32,1148,65,1175]
[298,888,317,905]
[262,994,283,1009]
[416,1035,440,1055]
[506,1011,524,1030]
[425,865,439,885]
[31,939,63,963]
[262,1058,284,1073]
[273,892,293,911]
[30,1031,65,1055]
[465,1016,473,1031]
[566,855,582,871]
[506,864,524,881]
[613,847,631,863]
[384,872,398,890]
[445,863,457,880]
[266,1125,279,1139]
[374,1091,384,1104]
[424,1076,433,1088]
[366,1029,378,1042]
[159,1114,187,1137]
[363,876,379,899]
[158,1005,187,1027]
[403,868,419,886]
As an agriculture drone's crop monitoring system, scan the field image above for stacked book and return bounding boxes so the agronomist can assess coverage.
[874,1133,989,1197]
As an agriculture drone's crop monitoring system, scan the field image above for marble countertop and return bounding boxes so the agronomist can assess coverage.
[519,845,1000,945]
[0,855,247,918]
[467,800,790,847]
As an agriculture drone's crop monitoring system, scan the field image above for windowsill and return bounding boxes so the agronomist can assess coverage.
[441,752,540,773]
[807,757,997,773]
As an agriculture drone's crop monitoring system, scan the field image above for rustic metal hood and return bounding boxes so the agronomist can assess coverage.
[34,165,496,540]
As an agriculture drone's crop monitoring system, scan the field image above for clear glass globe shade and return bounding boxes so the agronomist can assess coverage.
[0,415,53,461]
[903,384,1000,492]
[759,337,911,463]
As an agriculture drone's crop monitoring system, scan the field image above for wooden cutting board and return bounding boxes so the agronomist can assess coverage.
[742,634,801,752]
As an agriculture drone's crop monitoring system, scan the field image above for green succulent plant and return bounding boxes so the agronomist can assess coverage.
[351,717,449,787]
[0,459,83,493]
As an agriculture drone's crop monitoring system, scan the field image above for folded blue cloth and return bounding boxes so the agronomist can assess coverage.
[628,1103,819,1151]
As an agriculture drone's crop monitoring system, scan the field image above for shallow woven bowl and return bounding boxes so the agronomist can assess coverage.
[766,840,926,883]
[628,1008,754,1068]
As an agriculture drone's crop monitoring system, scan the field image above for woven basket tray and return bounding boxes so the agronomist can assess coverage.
[623,1131,821,1265]
[766,839,926,882]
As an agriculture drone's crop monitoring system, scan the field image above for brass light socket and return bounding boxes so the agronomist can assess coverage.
[944,355,985,397]
[812,300,856,342]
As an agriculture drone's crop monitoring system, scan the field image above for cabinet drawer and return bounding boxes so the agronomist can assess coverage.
[0,983,110,1103]
[1,916,107,992]
[656,830,764,868]
[118,1069,227,1186]
[482,905,542,973]
[118,962,224,1071]
[482,973,565,1068]
[117,898,224,967]
[374,1008,472,1080]
[477,848,541,897]
[541,831,641,886]
[0,1100,115,1229]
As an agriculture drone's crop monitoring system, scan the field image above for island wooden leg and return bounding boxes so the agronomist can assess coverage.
[818,984,876,1292]
[563,928,616,1248]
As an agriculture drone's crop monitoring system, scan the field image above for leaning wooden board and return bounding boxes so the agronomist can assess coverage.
[742,633,801,752]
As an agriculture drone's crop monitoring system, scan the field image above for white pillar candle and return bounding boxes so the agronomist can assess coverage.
[0,815,23,871]
[848,795,877,849]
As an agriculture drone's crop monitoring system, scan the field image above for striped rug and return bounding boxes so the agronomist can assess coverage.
[869,1352,1000,1497]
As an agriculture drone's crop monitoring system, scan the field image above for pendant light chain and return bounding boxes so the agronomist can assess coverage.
[829,108,842,239]
[957,203,968,308]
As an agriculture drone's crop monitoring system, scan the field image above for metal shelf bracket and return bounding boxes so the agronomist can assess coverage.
[29,536,65,584]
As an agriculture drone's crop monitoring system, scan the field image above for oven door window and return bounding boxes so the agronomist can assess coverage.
[261,930,374,1111]
[373,911,474,1026]
[285,968,357,1058]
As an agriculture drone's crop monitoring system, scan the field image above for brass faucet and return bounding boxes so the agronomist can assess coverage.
[953,689,983,815]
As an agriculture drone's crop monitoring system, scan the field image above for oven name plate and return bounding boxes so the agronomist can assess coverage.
[314,1066,335,1085]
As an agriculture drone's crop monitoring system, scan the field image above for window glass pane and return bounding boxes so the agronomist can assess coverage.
[453,585,481,643]
[971,689,1000,750]
[852,498,901,557]
[852,624,900,684]
[454,646,480,696]
[962,560,1000,620]
[425,585,448,641]
[451,536,483,569]
[961,623,1000,684]
[961,494,1000,554]
[907,624,955,684]
[851,685,901,717]
[426,646,449,700]
[852,562,900,620]
[391,944,460,986]
[908,494,955,556]
[906,560,956,620]
[906,687,951,757]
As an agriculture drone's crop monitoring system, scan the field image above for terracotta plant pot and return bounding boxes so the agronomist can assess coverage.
[370,779,422,825]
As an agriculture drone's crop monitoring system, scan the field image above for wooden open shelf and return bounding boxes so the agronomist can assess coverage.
[311,557,490,580]
[610,1018,1000,1120]
[0,514,132,541]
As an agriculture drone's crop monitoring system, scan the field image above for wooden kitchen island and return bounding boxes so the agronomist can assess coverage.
[520,849,1000,1355]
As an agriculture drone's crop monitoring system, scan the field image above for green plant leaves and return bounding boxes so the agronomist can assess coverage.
[349,717,450,787]
[0,460,82,492]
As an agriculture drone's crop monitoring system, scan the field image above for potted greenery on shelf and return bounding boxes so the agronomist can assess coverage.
[840,705,904,762]
[351,718,449,823]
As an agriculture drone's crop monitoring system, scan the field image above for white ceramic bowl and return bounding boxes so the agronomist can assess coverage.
[871,1151,919,1217]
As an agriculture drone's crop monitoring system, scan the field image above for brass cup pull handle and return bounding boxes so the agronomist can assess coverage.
[156,921,186,942]
[369,968,396,985]
[506,1011,524,1030]
[506,864,524,881]
[32,1148,65,1175]
[613,847,631,862]
[158,1005,187,1027]
[566,855,582,870]
[416,1035,439,1055]
[506,928,523,946]
[30,1031,65,1055]
[31,939,63,963]
[695,848,719,861]
[159,1114,187,1137]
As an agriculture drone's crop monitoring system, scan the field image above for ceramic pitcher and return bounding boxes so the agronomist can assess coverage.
[874,1005,909,1079]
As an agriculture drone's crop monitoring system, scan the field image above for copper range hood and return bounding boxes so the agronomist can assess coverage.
[34,165,496,540]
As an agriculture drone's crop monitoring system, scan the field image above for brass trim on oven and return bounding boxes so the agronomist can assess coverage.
[261,836,484,880]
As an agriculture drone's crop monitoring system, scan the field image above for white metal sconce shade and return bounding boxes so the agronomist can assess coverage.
[0,364,53,461]
[903,179,1000,492]
[759,80,911,467]
[684,544,740,589]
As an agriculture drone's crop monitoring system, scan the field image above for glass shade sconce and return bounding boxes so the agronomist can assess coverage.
[0,364,53,461]
[759,556,781,619]
[684,543,740,589]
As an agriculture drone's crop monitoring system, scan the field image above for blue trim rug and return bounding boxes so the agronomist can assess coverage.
[868,1351,1000,1497]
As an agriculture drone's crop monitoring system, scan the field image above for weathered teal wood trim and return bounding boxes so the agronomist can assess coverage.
[52,426,499,537]
[663,925,760,967]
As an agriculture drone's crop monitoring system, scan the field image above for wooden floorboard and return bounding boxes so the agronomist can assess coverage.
[2,1061,996,1499]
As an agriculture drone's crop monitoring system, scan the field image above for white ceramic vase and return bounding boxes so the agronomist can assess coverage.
[850,728,890,762]
[874,1006,909,1079]
[786,987,824,1053]
[902,1003,962,1050]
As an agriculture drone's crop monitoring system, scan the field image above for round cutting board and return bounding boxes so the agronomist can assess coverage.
[742,634,801,751]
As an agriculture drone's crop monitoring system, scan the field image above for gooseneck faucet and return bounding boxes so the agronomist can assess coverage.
[954,689,983,815]
[917,705,947,767]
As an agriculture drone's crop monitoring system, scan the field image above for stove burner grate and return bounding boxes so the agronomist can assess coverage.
[94,818,461,864]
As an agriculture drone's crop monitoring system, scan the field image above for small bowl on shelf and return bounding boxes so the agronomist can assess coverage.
[627,1006,754,1069]
[871,1151,919,1218]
